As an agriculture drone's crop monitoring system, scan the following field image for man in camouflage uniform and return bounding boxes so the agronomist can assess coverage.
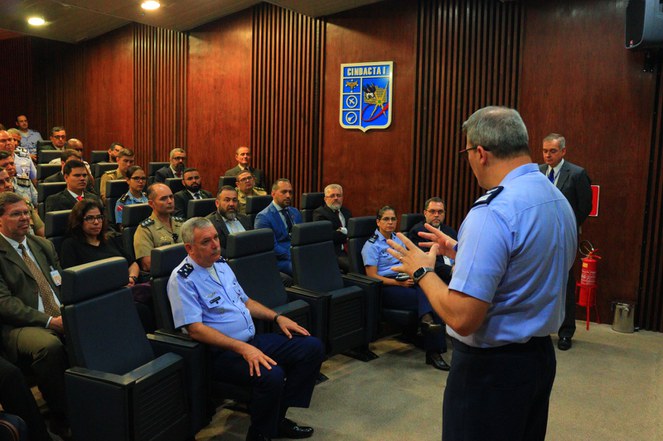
[236,169,266,215]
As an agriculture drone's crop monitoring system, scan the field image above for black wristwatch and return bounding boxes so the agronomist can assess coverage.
[412,267,435,283]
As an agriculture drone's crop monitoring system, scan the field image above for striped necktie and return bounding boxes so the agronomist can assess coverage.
[18,244,60,317]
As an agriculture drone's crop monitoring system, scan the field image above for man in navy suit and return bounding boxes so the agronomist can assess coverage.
[255,178,302,276]
[540,133,592,351]
[154,148,186,183]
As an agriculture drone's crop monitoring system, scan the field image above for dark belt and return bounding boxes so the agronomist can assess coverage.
[452,335,551,354]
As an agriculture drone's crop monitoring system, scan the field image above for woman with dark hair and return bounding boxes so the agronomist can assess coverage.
[115,165,148,225]
[361,205,450,371]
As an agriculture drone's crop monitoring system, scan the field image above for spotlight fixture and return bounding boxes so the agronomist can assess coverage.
[27,16,46,26]
[141,1,160,11]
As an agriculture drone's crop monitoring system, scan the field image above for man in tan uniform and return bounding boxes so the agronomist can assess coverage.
[99,148,135,201]
[236,169,266,215]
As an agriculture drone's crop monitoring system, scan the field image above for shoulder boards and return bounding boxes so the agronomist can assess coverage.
[254,186,265,192]
[104,169,115,175]
[472,186,504,207]
[368,234,378,243]
[119,193,129,203]
[140,218,155,228]
[178,263,194,278]
[173,216,186,223]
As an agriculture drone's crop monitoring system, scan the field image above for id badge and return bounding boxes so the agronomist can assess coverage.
[50,268,62,286]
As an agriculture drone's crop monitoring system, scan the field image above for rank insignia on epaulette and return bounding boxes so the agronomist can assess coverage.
[173,216,185,223]
[140,217,155,228]
[104,169,115,175]
[178,263,194,278]
[368,234,378,243]
[472,186,504,207]
[119,194,129,203]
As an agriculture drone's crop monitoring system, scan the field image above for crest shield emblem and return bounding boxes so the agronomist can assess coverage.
[340,61,393,132]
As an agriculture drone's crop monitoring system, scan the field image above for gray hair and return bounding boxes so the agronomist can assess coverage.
[169,147,186,159]
[324,184,343,196]
[181,217,214,244]
[543,133,566,149]
[462,106,529,159]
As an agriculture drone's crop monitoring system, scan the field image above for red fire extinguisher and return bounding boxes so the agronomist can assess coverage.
[577,241,601,307]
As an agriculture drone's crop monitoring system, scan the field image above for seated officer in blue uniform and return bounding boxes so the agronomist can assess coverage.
[167,217,324,441]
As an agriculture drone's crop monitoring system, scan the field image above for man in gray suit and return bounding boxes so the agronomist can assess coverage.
[540,133,592,351]
[224,146,266,189]
[0,192,70,438]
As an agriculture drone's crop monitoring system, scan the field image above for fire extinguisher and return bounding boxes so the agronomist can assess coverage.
[577,240,601,306]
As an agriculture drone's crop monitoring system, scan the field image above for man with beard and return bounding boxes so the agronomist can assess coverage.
[312,183,352,273]
[0,167,44,237]
[173,168,213,218]
[408,197,457,284]
[154,148,186,183]
[206,185,253,249]
[236,170,267,215]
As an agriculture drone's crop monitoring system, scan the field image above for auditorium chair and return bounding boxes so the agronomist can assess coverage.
[37,182,66,219]
[37,150,61,164]
[300,192,324,222]
[36,163,60,181]
[217,175,237,192]
[121,203,153,264]
[186,198,216,219]
[245,195,271,226]
[400,213,425,233]
[105,179,129,225]
[60,257,194,441]
[92,162,117,194]
[44,209,71,257]
[165,177,184,195]
[89,150,108,164]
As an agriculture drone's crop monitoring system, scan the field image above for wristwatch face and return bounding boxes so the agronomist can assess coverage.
[413,267,433,282]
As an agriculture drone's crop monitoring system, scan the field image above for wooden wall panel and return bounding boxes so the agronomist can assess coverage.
[0,38,37,132]
[187,9,253,192]
[519,0,656,324]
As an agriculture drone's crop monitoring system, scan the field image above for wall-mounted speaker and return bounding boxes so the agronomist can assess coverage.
[625,0,663,50]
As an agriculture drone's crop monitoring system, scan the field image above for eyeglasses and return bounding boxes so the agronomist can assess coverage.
[380,217,397,222]
[458,146,477,154]
[52,135,66,140]
[173,156,186,161]
[83,214,105,223]
[130,176,147,181]
[238,176,254,183]
[7,210,30,219]
[426,209,445,215]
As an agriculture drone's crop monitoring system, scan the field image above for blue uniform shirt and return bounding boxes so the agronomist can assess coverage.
[20,130,42,155]
[168,255,256,342]
[361,229,403,278]
[448,163,577,348]
[115,191,148,224]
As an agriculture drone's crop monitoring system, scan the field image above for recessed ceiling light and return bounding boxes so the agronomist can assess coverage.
[27,17,46,26]
[141,1,160,11]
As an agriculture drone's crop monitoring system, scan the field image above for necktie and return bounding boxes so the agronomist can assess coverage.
[76,195,83,201]
[194,192,201,200]
[281,208,293,233]
[18,244,60,317]
[548,168,555,183]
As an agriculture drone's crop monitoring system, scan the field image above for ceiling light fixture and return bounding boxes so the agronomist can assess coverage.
[141,1,161,11]
[27,17,46,26]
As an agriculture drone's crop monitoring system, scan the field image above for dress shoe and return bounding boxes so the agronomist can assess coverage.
[426,351,451,371]
[246,426,272,441]
[420,318,443,335]
[558,336,572,351]
[278,418,314,439]
[48,418,72,441]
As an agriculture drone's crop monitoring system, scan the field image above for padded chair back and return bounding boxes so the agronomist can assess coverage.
[61,257,153,373]
[246,195,272,225]
[217,175,237,192]
[37,182,67,219]
[347,216,377,274]
[37,164,61,181]
[165,177,184,195]
[291,221,344,291]
[37,150,61,164]
[89,150,108,164]
[45,210,71,257]
[187,198,216,219]
[148,162,169,177]
[36,140,53,155]
[300,192,324,222]
[150,244,187,331]
[121,203,152,262]
[105,180,129,224]
[400,213,425,233]
[92,162,116,179]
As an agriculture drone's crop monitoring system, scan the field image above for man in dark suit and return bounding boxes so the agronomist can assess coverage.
[312,183,352,272]
[540,133,592,351]
[44,149,97,195]
[173,168,213,218]
[224,146,267,189]
[255,178,302,276]
[0,192,70,439]
[45,159,101,212]
[154,147,186,183]
[207,185,253,249]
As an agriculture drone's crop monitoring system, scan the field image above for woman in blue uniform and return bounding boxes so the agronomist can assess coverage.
[361,206,449,370]
[115,165,148,225]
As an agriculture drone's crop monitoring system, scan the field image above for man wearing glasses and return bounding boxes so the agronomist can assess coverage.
[49,127,67,151]
[154,148,187,183]
[224,146,267,189]
[236,170,267,215]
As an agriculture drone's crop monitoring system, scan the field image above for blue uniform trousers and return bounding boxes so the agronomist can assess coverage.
[211,333,324,437]
[382,285,446,353]
[443,336,556,441]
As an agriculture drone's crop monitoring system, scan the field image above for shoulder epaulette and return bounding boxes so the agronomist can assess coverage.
[368,233,378,243]
[472,186,504,207]
[178,263,194,278]
[119,193,129,203]
[140,217,155,228]
[173,216,186,223]
[254,186,265,192]
[104,169,115,175]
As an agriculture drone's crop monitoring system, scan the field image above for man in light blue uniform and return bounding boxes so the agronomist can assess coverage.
[388,106,577,441]
[168,217,324,441]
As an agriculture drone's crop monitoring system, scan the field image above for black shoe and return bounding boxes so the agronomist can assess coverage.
[48,417,72,441]
[558,337,572,351]
[426,351,451,371]
[246,426,272,441]
[420,318,443,335]
[278,418,314,439]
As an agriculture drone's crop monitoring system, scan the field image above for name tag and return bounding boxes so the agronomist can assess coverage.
[50,268,62,286]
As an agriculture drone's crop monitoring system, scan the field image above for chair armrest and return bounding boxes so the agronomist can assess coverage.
[342,274,382,343]
[65,353,182,386]
[286,286,329,342]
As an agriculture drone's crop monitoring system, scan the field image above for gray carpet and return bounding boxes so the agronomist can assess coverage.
[197,321,662,441]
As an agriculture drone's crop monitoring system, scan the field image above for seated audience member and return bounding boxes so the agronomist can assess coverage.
[107,142,124,163]
[99,148,135,201]
[361,205,449,371]
[0,151,37,206]
[206,185,252,249]
[224,145,267,188]
[0,167,44,237]
[154,148,186,183]
[6,128,37,188]
[255,179,302,276]
[0,354,53,441]
[49,127,67,151]
[134,183,184,272]
[236,169,267,215]
[408,197,457,284]
[45,159,101,212]
[168,217,323,441]
[173,168,213,218]
[312,183,352,273]
[115,165,148,225]
[44,149,97,195]
[16,114,42,159]
[0,192,71,439]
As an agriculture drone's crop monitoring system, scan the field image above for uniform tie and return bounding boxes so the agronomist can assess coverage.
[281,208,293,233]
[548,168,555,183]
[18,244,60,317]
